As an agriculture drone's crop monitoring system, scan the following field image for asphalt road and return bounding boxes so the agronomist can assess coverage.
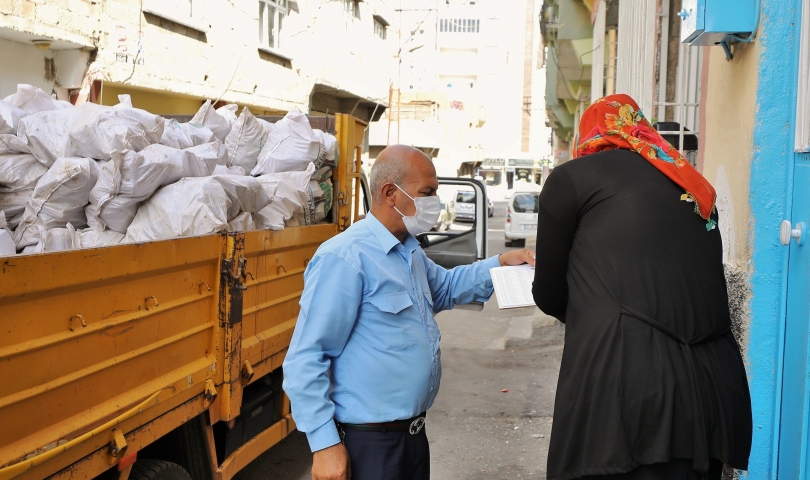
[236,201,564,480]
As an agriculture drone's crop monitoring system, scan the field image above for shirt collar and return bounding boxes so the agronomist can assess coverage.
[365,213,403,253]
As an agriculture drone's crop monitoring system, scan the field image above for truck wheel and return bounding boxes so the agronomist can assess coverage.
[130,460,193,480]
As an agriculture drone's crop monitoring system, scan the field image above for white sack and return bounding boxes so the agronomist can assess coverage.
[67,106,165,160]
[86,144,218,232]
[226,212,256,232]
[125,177,232,243]
[251,109,321,176]
[77,228,125,248]
[312,129,338,164]
[17,103,109,166]
[0,191,32,229]
[191,100,235,141]
[217,104,238,124]
[0,211,14,256]
[213,164,246,176]
[161,118,215,149]
[224,107,271,172]
[0,138,48,192]
[292,179,333,226]
[312,165,334,182]
[186,141,229,172]
[14,157,101,248]
[254,163,314,230]
[0,101,27,135]
[211,174,273,220]
[3,84,63,114]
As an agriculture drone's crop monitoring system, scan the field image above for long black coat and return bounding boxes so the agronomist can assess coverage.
[532,149,752,480]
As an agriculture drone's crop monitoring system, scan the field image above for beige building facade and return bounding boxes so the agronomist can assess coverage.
[0,0,397,119]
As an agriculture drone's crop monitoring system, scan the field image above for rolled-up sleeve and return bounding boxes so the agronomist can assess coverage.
[423,255,501,312]
[282,252,363,452]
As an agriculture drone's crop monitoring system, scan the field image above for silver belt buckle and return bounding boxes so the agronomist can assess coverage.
[409,416,425,435]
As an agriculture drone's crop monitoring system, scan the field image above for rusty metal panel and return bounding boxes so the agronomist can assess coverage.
[0,237,222,479]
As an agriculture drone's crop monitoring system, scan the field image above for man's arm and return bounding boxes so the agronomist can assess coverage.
[423,250,535,312]
[282,251,363,452]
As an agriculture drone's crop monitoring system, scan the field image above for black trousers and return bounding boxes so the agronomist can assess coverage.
[342,426,430,480]
[577,459,724,480]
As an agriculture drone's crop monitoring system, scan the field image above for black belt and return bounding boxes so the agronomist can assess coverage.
[621,304,729,475]
[337,413,427,435]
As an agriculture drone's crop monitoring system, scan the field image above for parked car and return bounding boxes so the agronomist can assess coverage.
[433,198,455,231]
[454,190,476,222]
[504,191,540,247]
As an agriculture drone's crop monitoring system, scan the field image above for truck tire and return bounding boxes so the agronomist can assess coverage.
[129,460,193,480]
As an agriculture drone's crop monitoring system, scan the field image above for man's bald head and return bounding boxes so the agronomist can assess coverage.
[369,145,435,206]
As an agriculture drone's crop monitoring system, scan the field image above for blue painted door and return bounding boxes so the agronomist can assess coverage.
[778,158,810,478]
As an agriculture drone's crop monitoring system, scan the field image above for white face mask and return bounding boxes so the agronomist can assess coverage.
[393,184,442,236]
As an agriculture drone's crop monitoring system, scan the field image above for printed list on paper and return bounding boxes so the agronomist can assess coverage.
[489,264,536,309]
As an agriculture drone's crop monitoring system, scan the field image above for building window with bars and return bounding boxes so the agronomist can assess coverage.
[344,0,360,19]
[439,18,480,33]
[259,0,287,50]
[373,16,388,40]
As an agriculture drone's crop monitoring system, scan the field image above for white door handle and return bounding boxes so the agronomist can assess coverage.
[780,220,805,246]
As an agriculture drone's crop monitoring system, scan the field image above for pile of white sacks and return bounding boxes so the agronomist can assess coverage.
[0,84,337,257]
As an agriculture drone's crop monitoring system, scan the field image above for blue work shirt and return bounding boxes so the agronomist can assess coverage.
[282,213,501,452]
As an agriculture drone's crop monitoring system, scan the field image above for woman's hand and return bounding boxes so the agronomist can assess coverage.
[499,249,536,267]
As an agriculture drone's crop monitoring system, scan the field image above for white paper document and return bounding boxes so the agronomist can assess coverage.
[489,264,536,309]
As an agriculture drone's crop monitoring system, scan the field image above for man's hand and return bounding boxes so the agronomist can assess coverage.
[499,249,536,267]
[312,443,351,480]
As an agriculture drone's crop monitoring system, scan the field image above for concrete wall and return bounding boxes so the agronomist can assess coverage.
[0,0,395,115]
[0,36,53,97]
[699,41,759,346]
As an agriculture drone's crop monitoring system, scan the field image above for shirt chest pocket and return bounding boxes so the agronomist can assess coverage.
[366,292,419,351]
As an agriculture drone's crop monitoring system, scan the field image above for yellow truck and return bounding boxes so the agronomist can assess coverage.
[0,112,491,480]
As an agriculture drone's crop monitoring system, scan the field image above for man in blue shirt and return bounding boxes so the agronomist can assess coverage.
[283,145,535,480]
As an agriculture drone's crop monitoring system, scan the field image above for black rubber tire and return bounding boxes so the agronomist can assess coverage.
[129,460,193,480]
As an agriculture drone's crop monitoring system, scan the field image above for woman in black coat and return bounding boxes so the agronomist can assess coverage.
[533,95,752,480]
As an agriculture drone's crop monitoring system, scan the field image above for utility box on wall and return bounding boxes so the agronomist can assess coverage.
[679,0,758,45]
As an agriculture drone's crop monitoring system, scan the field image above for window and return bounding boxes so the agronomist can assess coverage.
[439,18,480,33]
[142,0,205,32]
[344,0,360,19]
[512,194,540,214]
[259,0,287,50]
[373,15,388,40]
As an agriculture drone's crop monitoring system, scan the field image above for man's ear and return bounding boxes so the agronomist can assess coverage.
[381,183,398,205]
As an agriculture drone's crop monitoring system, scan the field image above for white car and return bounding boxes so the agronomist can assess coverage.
[504,191,540,247]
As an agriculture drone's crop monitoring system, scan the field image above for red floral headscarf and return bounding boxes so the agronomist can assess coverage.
[575,94,717,230]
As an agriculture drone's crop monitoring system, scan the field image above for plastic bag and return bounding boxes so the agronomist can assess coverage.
[14,157,101,248]
[17,103,105,166]
[160,118,215,149]
[226,212,256,232]
[254,163,314,230]
[0,136,48,192]
[86,144,219,232]
[211,174,273,220]
[224,107,271,172]
[3,84,64,114]
[24,223,125,253]
[251,109,321,176]
[213,164,246,176]
[186,141,228,173]
[68,105,165,160]
[191,100,236,141]
[0,210,14,256]
[293,178,333,226]
[0,100,27,135]
[125,177,232,242]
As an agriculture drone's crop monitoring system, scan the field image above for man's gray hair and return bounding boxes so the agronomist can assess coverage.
[369,158,408,205]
